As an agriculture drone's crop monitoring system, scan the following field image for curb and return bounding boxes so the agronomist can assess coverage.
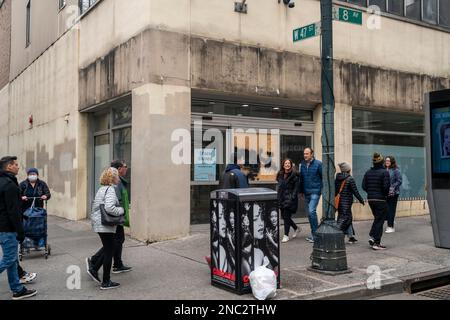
[298,278,404,300]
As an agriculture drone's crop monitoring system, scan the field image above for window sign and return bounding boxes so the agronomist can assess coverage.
[194,149,217,182]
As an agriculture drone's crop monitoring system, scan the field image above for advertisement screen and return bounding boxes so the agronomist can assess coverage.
[431,106,450,174]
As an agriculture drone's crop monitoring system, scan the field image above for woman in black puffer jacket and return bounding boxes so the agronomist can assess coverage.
[335,162,365,244]
[277,159,300,243]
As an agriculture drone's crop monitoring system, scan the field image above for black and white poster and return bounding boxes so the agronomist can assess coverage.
[240,201,279,289]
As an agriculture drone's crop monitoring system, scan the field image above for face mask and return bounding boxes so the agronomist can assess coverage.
[28,175,38,182]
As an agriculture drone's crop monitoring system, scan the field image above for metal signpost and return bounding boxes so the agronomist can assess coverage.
[293,1,363,274]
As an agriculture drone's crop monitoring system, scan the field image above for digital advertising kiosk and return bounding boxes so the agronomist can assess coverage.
[425,88,450,249]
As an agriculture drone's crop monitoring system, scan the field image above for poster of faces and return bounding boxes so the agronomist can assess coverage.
[211,200,237,288]
[240,201,279,288]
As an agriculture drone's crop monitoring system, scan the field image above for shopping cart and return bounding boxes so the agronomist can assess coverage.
[19,197,51,261]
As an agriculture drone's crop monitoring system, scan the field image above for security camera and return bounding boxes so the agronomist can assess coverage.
[282,0,295,8]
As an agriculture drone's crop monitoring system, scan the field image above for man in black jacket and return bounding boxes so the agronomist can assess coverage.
[0,156,37,300]
[362,153,391,250]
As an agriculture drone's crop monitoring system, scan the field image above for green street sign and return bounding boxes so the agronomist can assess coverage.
[333,6,363,25]
[293,22,321,42]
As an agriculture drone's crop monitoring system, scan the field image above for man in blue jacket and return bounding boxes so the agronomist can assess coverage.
[299,148,323,243]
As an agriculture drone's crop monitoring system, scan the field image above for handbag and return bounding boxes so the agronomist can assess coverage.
[100,187,125,226]
[335,177,350,211]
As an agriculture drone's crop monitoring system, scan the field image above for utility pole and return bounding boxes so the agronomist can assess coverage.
[309,0,350,274]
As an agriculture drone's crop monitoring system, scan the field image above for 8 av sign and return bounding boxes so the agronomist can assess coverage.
[333,6,363,25]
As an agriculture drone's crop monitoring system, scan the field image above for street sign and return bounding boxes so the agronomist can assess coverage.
[332,6,363,25]
[293,22,321,42]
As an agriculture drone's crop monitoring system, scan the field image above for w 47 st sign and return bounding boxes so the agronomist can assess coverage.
[293,22,321,42]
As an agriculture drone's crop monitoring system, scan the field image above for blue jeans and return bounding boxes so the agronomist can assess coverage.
[305,194,321,236]
[0,232,24,294]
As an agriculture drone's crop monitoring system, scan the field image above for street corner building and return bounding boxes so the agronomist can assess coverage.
[0,0,449,243]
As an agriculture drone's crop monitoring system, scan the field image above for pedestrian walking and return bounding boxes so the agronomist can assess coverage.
[277,158,300,243]
[17,168,47,284]
[335,162,365,244]
[0,156,37,300]
[299,148,322,243]
[385,156,402,233]
[362,153,391,250]
[90,160,132,275]
[87,167,125,290]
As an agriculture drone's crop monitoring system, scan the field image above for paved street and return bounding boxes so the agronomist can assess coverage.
[1,214,449,300]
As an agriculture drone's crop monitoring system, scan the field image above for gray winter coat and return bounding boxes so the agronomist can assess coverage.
[91,186,124,234]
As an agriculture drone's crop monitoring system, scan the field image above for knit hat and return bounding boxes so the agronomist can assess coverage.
[338,162,351,173]
[372,153,384,164]
[27,168,39,175]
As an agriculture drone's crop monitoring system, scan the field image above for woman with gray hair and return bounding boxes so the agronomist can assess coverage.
[87,167,124,290]
[335,162,365,244]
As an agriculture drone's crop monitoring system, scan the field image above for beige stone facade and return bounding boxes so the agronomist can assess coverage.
[0,0,449,241]
[0,0,11,89]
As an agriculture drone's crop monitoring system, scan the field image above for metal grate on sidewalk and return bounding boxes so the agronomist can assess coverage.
[416,285,450,300]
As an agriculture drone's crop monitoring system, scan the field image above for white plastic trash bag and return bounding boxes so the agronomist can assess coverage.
[249,258,277,300]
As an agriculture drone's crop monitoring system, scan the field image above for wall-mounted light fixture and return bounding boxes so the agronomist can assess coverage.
[28,114,33,128]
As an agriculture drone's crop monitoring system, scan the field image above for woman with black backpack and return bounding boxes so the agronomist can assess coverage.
[277,159,300,243]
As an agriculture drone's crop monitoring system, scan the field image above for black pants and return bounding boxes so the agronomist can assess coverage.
[91,226,125,269]
[17,264,26,278]
[93,233,115,283]
[281,209,298,237]
[387,195,399,228]
[368,201,388,245]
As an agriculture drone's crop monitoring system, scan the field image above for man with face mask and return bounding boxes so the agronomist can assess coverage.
[18,168,51,283]
[20,168,51,217]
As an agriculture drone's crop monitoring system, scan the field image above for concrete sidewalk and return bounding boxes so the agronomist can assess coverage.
[1,214,449,300]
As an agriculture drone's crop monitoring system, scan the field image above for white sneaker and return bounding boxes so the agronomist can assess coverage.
[292,228,300,239]
[385,227,395,234]
[20,272,37,284]
[282,235,290,243]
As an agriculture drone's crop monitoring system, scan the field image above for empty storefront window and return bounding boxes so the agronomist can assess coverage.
[352,110,425,200]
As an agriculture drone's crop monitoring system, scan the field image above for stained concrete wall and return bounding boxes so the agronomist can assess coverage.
[10,0,79,80]
[0,84,9,155]
[131,83,191,242]
[0,0,11,89]
[7,28,87,221]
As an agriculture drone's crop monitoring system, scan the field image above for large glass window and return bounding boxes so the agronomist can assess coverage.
[406,0,421,20]
[92,98,132,199]
[369,0,387,12]
[353,110,426,200]
[192,99,313,122]
[388,0,405,15]
[439,0,450,27]
[423,0,438,24]
[347,0,367,6]
[79,0,98,14]
[190,99,314,224]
